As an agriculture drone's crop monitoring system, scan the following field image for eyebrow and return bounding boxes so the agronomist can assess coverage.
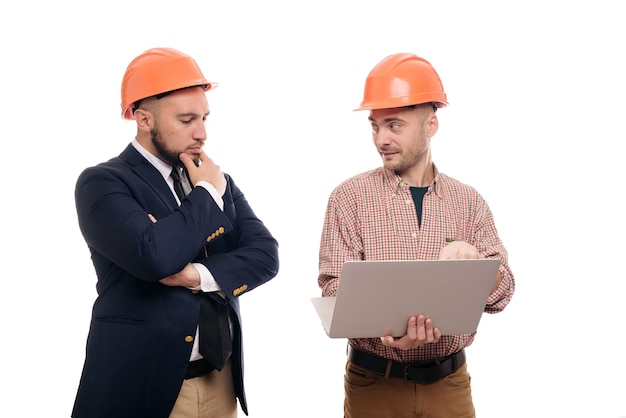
[368,116,405,124]
[177,111,210,118]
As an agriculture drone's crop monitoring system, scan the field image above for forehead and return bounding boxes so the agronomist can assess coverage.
[368,107,416,123]
[160,87,209,114]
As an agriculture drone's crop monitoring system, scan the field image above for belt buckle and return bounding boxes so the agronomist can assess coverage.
[403,363,438,384]
[403,364,424,382]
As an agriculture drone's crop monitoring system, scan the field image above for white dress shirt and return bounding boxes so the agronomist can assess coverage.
[132,139,227,361]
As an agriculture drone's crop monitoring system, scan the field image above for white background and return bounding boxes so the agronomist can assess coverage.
[1,1,625,417]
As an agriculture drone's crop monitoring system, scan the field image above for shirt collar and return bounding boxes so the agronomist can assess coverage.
[384,163,442,198]
[131,138,175,182]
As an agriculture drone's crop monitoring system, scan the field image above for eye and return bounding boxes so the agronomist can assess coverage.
[390,122,401,131]
[371,124,379,134]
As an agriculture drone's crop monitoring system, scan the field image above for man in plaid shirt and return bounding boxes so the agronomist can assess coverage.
[317,53,515,417]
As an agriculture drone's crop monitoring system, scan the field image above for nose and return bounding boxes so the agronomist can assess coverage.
[373,129,390,147]
[194,120,207,141]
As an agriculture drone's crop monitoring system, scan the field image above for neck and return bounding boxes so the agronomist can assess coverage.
[398,162,435,188]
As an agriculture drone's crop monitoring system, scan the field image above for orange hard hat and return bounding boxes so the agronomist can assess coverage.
[355,53,448,111]
[120,47,217,120]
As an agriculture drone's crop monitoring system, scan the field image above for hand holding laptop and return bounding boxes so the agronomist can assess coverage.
[439,240,481,260]
[380,314,442,349]
[378,241,494,346]
[311,258,500,339]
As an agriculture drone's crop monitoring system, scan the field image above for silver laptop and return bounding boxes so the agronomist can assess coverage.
[311,259,499,338]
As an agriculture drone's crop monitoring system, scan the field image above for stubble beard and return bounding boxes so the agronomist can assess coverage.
[382,143,427,175]
[385,159,410,174]
[381,118,431,175]
[151,127,182,168]
[379,148,409,173]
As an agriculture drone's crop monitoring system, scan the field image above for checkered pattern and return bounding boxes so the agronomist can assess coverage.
[318,165,515,363]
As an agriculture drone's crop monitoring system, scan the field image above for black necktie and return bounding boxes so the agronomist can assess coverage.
[170,167,232,370]
[199,295,233,371]
[170,168,186,204]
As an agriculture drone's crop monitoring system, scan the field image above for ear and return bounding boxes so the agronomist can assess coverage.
[426,112,439,138]
[133,109,154,133]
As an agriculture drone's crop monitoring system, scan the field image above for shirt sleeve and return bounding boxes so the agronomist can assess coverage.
[318,186,364,297]
[195,180,224,211]
[473,197,515,313]
[188,180,224,293]
[189,262,223,293]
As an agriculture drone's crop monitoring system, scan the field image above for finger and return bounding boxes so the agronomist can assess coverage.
[194,150,210,167]
[159,277,174,286]
[405,316,418,340]
[381,335,404,347]
[179,152,193,170]
[424,317,434,342]
[148,213,157,223]
[385,336,409,350]
[416,315,427,341]
[433,327,441,341]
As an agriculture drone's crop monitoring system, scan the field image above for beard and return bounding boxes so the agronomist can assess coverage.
[380,143,429,174]
[151,127,183,168]
[383,159,411,174]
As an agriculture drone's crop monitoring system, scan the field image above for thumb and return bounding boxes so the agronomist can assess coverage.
[179,152,192,167]
[179,153,200,177]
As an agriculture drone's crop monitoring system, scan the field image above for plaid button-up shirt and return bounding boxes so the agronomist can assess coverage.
[318,165,515,363]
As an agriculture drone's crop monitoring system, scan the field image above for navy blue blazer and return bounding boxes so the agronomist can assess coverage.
[72,144,279,417]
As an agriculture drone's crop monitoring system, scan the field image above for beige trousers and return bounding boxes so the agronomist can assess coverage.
[169,360,237,418]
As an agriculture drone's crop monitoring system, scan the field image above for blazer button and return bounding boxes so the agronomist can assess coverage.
[190,289,200,294]
[184,336,194,343]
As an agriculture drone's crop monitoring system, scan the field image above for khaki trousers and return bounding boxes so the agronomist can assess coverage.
[169,360,237,418]
[344,359,475,418]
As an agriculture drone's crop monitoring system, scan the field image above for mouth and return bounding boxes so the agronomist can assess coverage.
[379,150,398,159]
[187,144,204,154]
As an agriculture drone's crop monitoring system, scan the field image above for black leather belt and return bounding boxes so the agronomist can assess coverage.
[348,346,465,384]
[185,359,214,379]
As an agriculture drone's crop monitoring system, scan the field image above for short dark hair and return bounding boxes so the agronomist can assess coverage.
[406,102,437,113]
[132,84,208,115]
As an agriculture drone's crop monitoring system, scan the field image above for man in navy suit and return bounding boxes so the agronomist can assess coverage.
[72,47,279,418]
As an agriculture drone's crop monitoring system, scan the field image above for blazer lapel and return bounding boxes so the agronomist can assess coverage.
[119,144,178,210]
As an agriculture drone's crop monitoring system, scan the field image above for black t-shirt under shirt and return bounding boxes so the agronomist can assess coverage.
[409,186,428,227]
